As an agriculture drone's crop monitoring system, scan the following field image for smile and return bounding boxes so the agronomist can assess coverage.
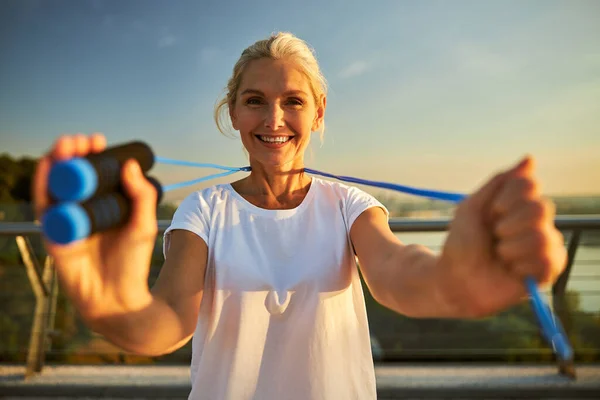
[256,135,292,144]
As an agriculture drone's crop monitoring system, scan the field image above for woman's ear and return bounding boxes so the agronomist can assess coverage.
[312,95,327,132]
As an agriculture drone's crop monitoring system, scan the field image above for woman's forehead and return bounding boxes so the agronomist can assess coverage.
[238,58,312,95]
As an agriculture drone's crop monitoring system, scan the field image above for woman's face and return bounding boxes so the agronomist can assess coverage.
[230,57,325,169]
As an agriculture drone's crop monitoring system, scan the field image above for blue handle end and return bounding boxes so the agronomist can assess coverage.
[49,158,98,202]
[525,276,574,362]
[42,203,91,245]
[552,332,574,361]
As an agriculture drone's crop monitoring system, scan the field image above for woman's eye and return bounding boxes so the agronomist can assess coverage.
[245,97,262,105]
[287,98,304,106]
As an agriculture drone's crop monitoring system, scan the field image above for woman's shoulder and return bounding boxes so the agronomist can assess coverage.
[311,176,374,200]
[311,177,388,219]
[175,183,233,211]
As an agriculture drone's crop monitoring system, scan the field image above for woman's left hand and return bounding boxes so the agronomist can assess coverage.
[439,156,567,317]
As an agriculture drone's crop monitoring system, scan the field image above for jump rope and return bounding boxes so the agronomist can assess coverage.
[41,140,575,377]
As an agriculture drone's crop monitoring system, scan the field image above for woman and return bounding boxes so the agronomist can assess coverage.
[33,32,567,399]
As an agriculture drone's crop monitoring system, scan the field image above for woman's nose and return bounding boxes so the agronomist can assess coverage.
[264,104,285,130]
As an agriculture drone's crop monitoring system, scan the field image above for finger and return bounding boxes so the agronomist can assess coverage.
[496,229,564,283]
[89,132,107,153]
[463,155,532,210]
[497,230,550,262]
[490,175,540,219]
[504,155,535,180]
[514,155,535,176]
[494,198,555,238]
[120,159,158,236]
[463,171,509,216]
[32,155,53,221]
[72,133,91,158]
[51,135,76,161]
[507,241,566,287]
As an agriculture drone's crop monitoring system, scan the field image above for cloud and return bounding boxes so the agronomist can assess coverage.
[452,42,520,77]
[339,60,370,79]
[158,34,177,48]
[158,28,177,48]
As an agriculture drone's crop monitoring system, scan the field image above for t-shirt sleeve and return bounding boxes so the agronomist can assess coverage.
[345,185,389,230]
[162,191,210,258]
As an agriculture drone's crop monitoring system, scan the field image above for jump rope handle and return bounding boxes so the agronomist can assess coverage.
[42,176,163,245]
[48,141,155,202]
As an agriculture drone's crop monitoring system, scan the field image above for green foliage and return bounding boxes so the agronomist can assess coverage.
[157,202,177,220]
[0,313,20,361]
[0,153,36,205]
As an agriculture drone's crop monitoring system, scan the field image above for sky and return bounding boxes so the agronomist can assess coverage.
[1,0,599,202]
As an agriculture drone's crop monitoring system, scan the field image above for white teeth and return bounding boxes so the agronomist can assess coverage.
[259,136,290,143]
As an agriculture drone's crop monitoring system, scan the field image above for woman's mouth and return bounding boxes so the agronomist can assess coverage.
[256,135,293,145]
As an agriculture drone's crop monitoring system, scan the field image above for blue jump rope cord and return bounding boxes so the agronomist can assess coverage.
[156,156,465,203]
[155,156,573,363]
[156,156,251,192]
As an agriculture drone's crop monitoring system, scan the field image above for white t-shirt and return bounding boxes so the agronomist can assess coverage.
[163,177,388,400]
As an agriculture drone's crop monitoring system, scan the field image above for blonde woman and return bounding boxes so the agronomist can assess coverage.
[33,32,567,399]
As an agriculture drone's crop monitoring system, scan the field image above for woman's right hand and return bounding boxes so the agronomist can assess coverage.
[33,133,159,322]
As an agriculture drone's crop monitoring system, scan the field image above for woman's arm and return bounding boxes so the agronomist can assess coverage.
[87,230,207,356]
[350,207,460,318]
[350,158,566,320]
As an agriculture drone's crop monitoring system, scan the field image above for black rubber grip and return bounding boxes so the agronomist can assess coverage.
[83,175,163,235]
[89,141,154,195]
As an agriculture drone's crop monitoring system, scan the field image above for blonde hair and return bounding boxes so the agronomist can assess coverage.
[214,32,328,139]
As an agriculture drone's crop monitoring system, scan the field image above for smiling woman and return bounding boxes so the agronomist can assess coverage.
[214,32,327,140]
[34,31,568,400]
[211,33,327,210]
[229,58,324,172]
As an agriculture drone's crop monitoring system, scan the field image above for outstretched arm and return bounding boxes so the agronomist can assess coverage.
[33,133,207,357]
[89,230,207,356]
[350,207,457,318]
[350,157,566,319]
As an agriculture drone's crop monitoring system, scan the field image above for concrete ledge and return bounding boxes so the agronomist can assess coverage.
[1,364,599,399]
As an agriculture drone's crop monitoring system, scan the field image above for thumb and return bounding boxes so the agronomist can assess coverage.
[121,159,158,232]
[465,156,532,213]
[510,154,535,178]
[465,171,509,214]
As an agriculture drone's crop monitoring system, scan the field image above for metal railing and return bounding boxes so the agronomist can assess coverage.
[1,215,599,379]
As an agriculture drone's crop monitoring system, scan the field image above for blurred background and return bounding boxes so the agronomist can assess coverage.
[1,0,599,366]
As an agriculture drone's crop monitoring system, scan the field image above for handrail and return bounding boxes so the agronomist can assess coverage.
[1,215,598,379]
[1,215,599,235]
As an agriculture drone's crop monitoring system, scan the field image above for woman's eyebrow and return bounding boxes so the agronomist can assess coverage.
[283,90,309,97]
[239,89,309,97]
[240,89,264,96]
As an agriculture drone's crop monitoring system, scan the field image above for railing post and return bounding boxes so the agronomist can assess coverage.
[15,236,56,379]
[552,229,581,376]
[46,261,59,353]
[41,256,58,366]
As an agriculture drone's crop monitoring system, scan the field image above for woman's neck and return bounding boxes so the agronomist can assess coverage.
[231,159,312,209]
